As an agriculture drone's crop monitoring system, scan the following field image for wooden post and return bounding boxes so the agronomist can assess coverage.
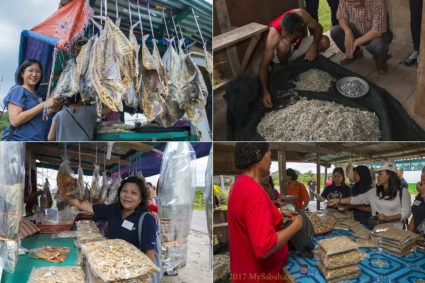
[316,145,321,211]
[278,151,287,195]
[414,0,425,116]
[324,164,328,188]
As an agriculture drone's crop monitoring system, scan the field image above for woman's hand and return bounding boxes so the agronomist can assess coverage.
[376,213,387,221]
[290,214,303,231]
[327,199,338,207]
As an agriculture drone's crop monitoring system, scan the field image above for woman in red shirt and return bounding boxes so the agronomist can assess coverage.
[228,143,303,282]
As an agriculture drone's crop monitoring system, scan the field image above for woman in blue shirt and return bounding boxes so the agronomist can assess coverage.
[2,59,58,141]
[66,176,157,262]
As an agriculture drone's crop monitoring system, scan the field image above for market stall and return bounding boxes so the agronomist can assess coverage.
[17,0,212,141]
[0,141,212,283]
[213,142,425,282]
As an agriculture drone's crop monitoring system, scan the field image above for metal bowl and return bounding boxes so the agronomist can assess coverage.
[337,76,369,98]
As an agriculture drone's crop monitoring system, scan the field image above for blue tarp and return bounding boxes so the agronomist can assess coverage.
[17,30,59,98]
[118,142,212,179]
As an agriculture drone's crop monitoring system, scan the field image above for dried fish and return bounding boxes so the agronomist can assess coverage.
[75,37,93,87]
[53,59,78,97]
[57,159,77,200]
[339,80,366,97]
[257,99,381,141]
[77,166,84,200]
[100,171,109,202]
[107,175,121,204]
[90,164,100,202]
[305,212,333,234]
[41,178,53,209]
[292,68,336,92]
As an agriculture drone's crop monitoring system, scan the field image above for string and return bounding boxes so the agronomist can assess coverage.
[148,3,155,39]
[104,147,106,171]
[128,0,133,27]
[43,47,58,121]
[115,0,118,20]
[104,0,107,18]
[171,14,179,49]
[78,142,81,167]
[178,23,187,51]
[95,143,98,165]
[162,10,170,40]
[100,0,103,26]
[192,8,205,48]
[137,0,144,36]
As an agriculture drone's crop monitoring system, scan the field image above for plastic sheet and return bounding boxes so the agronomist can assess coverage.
[158,142,196,273]
[39,207,76,225]
[90,164,101,202]
[57,158,77,200]
[0,143,25,273]
[27,266,85,283]
[204,149,213,270]
[316,248,367,269]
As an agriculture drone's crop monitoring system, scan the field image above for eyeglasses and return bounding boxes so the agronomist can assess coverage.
[26,69,42,74]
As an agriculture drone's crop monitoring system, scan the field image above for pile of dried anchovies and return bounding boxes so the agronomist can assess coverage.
[339,80,367,97]
[292,68,336,92]
[257,99,381,141]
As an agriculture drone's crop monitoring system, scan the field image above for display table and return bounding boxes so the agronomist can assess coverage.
[287,229,425,282]
[1,233,77,283]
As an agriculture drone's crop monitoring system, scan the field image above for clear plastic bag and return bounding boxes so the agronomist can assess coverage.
[75,220,97,230]
[40,178,53,210]
[27,266,85,283]
[57,158,77,200]
[28,246,71,263]
[372,223,394,234]
[107,175,121,204]
[316,247,367,269]
[317,236,359,256]
[317,261,359,281]
[90,164,101,202]
[204,149,213,269]
[51,230,75,239]
[158,142,196,273]
[39,207,77,225]
[77,166,85,200]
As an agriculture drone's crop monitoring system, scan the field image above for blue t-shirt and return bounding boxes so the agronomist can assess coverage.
[321,184,352,200]
[2,86,45,141]
[93,204,156,251]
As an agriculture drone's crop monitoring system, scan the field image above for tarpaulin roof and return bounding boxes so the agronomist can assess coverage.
[115,142,211,178]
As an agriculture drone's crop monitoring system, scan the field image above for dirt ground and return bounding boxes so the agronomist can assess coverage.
[161,211,212,282]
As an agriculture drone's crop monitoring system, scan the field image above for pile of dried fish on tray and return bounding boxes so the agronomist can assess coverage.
[372,226,417,257]
[292,68,336,92]
[28,266,85,283]
[80,239,159,282]
[316,236,365,282]
[52,17,209,128]
[257,99,381,141]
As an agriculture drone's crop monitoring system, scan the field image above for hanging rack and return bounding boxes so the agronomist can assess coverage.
[192,8,205,48]
[171,13,180,50]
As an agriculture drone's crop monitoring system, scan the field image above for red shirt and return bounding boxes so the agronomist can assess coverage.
[228,175,288,283]
[269,10,303,51]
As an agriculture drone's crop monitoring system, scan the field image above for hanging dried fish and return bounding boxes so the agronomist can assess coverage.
[107,175,121,204]
[83,182,91,202]
[53,59,79,97]
[77,166,85,200]
[57,159,77,200]
[100,172,109,202]
[75,37,94,88]
[346,163,354,181]
[90,164,101,202]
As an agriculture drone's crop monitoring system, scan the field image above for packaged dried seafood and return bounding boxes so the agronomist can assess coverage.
[57,159,77,200]
[75,230,104,245]
[353,226,371,240]
[81,239,159,282]
[28,246,71,263]
[372,223,393,234]
[90,164,101,202]
[27,266,85,283]
[328,271,360,283]
[107,175,121,204]
[317,236,359,256]
[77,165,85,200]
[52,230,75,239]
[75,220,97,230]
[317,261,359,281]
[257,99,381,141]
[377,227,416,244]
[158,142,197,273]
[354,238,378,248]
[316,248,366,268]
[40,178,53,209]
[292,68,336,92]
[305,212,333,234]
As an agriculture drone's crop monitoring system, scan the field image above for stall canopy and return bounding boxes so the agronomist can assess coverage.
[29,142,211,177]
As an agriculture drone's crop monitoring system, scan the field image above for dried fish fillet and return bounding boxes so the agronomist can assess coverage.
[75,37,93,87]
[257,99,381,141]
[53,59,78,97]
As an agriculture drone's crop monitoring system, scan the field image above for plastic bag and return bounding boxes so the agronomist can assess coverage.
[90,164,101,202]
[51,231,75,239]
[75,220,97,230]
[77,166,85,200]
[40,179,53,210]
[39,207,77,225]
[27,266,85,283]
[158,142,196,273]
[107,175,121,204]
[354,238,378,248]
[318,261,359,281]
[28,246,71,263]
[57,158,77,200]
[204,149,213,269]
[316,247,367,269]
[317,236,359,256]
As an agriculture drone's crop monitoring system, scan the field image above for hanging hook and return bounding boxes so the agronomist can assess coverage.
[162,9,170,40]
[137,0,144,36]
[191,8,205,48]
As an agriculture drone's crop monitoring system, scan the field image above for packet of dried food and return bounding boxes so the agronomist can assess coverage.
[353,227,371,240]
[57,159,77,200]
[317,261,359,280]
[75,230,104,245]
[372,223,394,234]
[27,266,85,283]
[28,246,71,263]
[317,236,359,256]
[90,164,101,202]
[316,247,367,268]
[75,220,97,230]
[327,271,360,283]
[354,238,378,248]
[77,166,85,200]
[99,171,109,202]
[51,230,75,239]
[377,227,416,244]
[80,239,160,282]
[107,175,121,204]
[40,179,53,210]
[305,212,333,234]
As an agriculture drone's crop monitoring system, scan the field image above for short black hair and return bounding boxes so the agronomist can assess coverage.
[377,170,401,200]
[280,12,304,35]
[116,176,149,212]
[65,93,82,105]
[16,59,43,90]
[146,182,153,187]
[234,143,269,169]
[286,168,298,181]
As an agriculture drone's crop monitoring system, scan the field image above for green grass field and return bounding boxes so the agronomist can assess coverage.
[408,183,419,195]
[318,0,332,32]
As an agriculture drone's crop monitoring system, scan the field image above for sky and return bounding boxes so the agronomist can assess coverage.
[0,0,59,104]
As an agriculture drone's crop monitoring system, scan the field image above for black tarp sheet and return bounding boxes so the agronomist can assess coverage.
[224,55,425,141]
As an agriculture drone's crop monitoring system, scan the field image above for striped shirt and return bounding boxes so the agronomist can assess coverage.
[336,0,387,35]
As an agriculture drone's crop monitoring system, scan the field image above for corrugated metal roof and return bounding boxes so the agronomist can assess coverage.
[89,0,212,50]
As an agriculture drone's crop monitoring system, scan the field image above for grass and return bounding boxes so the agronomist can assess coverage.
[0,112,9,137]
[318,0,332,33]
[408,183,418,195]
[193,189,206,211]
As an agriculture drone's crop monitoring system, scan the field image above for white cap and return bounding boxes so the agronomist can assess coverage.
[376,162,397,174]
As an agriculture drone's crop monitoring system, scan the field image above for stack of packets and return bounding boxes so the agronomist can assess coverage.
[74,220,104,265]
[27,266,85,283]
[316,236,367,283]
[80,239,159,283]
[372,225,417,257]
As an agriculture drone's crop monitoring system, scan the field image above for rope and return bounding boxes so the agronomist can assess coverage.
[148,4,155,39]
[171,14,179,49]
[128,0,133,27]
[95,143,98,164]
[43,47,58,121]
[115,0,118,20]
[162,10,170,40]
[192,8,205,48]
[137,0,144,36]
[100,0,103,26]
[178,24,187,51]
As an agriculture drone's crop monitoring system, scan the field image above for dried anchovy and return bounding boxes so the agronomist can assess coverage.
[306,212,333,234]
[292,68,336,92]
[354,238,378,248]
[317,261,359,280]
[317,248,365,268]
[257,99,381,141]
[339,80,366,97]
[328,271,360,283]
[318,236,359,256]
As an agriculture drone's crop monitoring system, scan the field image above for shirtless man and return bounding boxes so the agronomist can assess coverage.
[260,9,330,108]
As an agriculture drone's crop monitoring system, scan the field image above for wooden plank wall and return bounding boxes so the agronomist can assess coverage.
[415,2,425,117]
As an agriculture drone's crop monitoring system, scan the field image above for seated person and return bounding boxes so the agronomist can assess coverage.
[330,0,393,74]
[321,167,352,201]
[260,9,330,108]
[408,166,425,236]
[48,93,111,141]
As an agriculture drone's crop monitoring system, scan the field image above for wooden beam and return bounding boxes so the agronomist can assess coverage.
[34,156,114,173]
[415,2,425,116]
[213,22,267,51]
[269,143,338,156]
[239,34,261,75]
[278,151,287,195]
[115,142,163,155]
[214,0,241,77]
